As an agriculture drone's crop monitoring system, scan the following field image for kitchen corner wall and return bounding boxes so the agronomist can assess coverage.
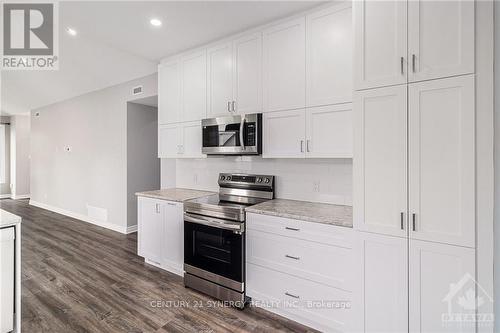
[30,73,157,233]
[171,157,352,205]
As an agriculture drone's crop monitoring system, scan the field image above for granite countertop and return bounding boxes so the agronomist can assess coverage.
[136,188,216,202]
[246,199,353,228]
[0,209,22,227]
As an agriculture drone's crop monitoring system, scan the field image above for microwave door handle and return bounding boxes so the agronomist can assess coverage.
[240,115,246,150]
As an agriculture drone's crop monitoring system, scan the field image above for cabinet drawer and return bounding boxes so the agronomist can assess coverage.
[247,229,353,291]
[246,213,353,248]
[247,263,352,332]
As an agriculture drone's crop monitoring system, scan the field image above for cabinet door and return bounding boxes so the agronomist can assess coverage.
[158,59,180,124]
[305,104,352,158]
[353,86,407,237]
[353,0,407,90]
[356,232,408,333]
[162,201,184,276]
[408,76,474,248]
[158,124,180,158]
[263,109,306,158]
[180,121,204,158]
[0,227,15,333]
[181,50,207,122]
[207,43,233,118]
[409,240,476,333]
[233,33,262,114]
[306,4,352,107]
[137,197,163,264]
[408,0,474,82]
[263,17,306,112]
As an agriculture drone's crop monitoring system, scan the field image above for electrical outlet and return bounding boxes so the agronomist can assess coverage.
[193,174,198,184]
[313,181,320,193]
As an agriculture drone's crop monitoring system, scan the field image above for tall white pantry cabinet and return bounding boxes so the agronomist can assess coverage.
[353,0,477,332]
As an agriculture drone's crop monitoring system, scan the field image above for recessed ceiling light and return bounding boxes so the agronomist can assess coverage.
[66,27,77,36]
[150,18,162,27]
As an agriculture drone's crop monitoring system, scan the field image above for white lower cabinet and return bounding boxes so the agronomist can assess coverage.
[246,213,354,332]
[357,231,476,333]
[137,197,184,276]
[355,231,408,333]
[0,228,15,333]
[158,121,205,159]
[409,240,475,333]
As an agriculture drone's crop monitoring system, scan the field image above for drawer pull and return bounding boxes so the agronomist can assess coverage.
[285,254,300,260]
[285,227,300,231]
[285,292,300,299]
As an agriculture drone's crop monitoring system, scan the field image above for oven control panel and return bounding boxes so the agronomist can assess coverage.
[218,173,274,189]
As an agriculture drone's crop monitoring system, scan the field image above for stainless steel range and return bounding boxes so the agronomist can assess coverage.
[183,173,274,308]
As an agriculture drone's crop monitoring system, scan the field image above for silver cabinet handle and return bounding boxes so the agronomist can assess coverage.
[285,292,300,299]
[227,101,231,112]
[300,140,304,153]
[412,54,416,73]
[400,57,404,75]
[285,227,300,231]
[400,212,404,230]
[285,255,300,260]
[155,204,160,214]
[306,140,310,152]
[412,213,416,231]
[232,101,236,112]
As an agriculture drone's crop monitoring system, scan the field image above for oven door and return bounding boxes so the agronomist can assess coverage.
[184,213,244,284]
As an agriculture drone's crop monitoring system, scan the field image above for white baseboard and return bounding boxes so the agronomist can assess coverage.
[11,194,30,200]
[29,200,128,234]
[126,225,138,234]
[0,194,11,199]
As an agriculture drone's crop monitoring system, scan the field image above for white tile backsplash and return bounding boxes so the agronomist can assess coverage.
[166,157,352,205]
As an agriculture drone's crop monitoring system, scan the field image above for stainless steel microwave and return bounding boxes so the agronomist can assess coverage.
[202,113,262,155]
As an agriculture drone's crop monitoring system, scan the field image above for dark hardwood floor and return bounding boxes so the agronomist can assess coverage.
[0,199,318,333]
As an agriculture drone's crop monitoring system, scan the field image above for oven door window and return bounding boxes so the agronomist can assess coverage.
[184,222,243,282]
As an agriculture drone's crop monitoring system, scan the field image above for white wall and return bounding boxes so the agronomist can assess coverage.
[30,73,157,233]
[0,117,11,197]
[494,1,500,329]
[171,157,352,205]
[10,115,31,198]
[127,102,160,228]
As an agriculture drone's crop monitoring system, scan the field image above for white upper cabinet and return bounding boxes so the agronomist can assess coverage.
[354,0,407,90]
[233,33,263,114]
[158,59,181,124]
[408,75,475,248]
[180,121,204,158]
[353,85,407,237]
[158,121,204,159]
[407,0,474,83]
[207,42,234,118]
[181,50,207,122]
[158,124,180,158]
[263,17,306,112]
[409,240,475,333]
[306,104,352,158]
[263,109,306,158]
[306,4,352,107]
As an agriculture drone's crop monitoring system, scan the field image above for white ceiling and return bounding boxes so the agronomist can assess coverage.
[1,1,323,115]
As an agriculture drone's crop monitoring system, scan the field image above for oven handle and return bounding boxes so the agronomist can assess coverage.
[184,213,244,233]
[239,115,246,150]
